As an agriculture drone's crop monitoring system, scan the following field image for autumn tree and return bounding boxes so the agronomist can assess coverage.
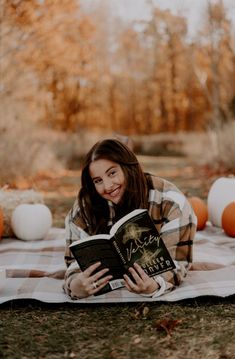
[1,0,234,135]
[2,0,97,131]
[193,1,235,129]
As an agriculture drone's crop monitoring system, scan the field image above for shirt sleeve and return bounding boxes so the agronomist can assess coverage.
[63,199,89,297]
[146,177,197,298]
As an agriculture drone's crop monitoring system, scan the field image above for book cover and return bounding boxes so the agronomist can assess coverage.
[69,236,126,294]
[69,209,175,295]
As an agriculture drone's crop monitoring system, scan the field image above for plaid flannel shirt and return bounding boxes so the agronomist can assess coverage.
[63,175,197,299]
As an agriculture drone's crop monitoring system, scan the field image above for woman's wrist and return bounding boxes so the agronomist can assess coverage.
[147,279,160,293]
[140,276,166,297]
[142,279,160,295]
[69,274,84,298]
[65,273,82,299]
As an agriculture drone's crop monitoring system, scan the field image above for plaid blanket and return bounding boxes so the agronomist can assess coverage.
[0,225,234,304]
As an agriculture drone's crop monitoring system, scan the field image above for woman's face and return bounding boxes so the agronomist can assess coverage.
[89,159,126,204]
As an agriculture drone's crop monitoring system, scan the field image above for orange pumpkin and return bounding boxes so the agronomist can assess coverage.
[188,196,208,230]
[222,202,235,237]
[0,207,3,239]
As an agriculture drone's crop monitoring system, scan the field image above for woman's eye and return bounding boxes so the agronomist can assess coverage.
[109,170,117,177]
[94,179,102,185]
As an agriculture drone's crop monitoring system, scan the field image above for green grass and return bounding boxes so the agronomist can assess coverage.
[1,298,234,359]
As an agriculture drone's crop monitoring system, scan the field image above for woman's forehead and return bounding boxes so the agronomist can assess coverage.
[89,159,121,178]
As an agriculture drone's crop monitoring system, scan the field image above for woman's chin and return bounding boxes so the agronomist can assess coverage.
[107,190,125,204]
[110,196,121,204]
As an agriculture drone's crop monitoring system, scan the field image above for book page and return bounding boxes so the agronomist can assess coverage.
[69,233,110,247]
[110,209,147,236]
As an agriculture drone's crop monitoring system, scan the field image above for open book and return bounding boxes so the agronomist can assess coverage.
[69,209,175,295]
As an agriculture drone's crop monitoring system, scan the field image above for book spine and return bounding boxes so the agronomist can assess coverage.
[112,240,127,265]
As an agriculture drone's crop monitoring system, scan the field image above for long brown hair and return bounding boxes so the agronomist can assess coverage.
[78,139,149,234]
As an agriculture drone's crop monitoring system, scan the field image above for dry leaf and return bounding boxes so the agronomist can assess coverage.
[133,335,142,344]
[142,306,150,318]
[153,318,183,336]
[132,304,150,319]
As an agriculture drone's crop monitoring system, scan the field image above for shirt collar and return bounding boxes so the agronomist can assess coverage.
[107,200,115,226]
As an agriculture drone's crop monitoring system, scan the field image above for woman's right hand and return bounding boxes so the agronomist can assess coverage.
[69,262,113,298]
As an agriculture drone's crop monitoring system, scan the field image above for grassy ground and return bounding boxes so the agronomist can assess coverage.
[1,156,234,359]
[1,297,234,359]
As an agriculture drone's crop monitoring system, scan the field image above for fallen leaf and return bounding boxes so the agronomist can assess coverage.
[131,304,150,319]
[133,335,142,344]
[142,306,150,318]
[153,318,183,336]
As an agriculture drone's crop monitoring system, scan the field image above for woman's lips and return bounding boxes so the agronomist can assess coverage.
[107,186,121,197]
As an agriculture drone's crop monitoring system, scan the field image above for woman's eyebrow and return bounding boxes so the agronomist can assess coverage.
[105,166,117,174]
[91,174,101,181]
[91,166,117,180]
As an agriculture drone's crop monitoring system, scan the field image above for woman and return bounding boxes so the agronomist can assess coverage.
[64,139,197,299]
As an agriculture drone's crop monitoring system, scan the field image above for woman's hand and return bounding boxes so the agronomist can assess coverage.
[70,262,113,299]
[124,263,159,295]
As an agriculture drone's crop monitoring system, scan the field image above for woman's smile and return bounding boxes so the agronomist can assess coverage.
[106,185,121,197]
[89,159,126,204]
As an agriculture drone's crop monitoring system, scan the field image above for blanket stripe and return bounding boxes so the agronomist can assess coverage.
[0,225,235,304]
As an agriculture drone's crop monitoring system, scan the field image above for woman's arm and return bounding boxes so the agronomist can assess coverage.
[63,200,113,299]
[149,177,197,294]
[63,200,88,298]
[121,184,196,298]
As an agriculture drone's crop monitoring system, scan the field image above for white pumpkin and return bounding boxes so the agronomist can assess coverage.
[207,176,235,227]
[11,204,53,240]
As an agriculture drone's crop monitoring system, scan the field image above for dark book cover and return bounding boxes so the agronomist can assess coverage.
[70,237,126,295]
[70,209,175,295]
[110,209,175,276]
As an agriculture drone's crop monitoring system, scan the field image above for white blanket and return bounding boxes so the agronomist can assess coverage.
[0,225,234,304]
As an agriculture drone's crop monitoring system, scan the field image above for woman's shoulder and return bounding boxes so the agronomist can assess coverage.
[145,173,180,193]
[66,198,87,229]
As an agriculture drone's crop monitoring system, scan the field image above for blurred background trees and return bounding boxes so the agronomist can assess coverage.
[0,0,234,182]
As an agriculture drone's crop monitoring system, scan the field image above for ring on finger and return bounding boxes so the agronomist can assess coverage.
[92,281,98,289]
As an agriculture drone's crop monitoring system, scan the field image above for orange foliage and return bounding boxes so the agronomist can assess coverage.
[1,0,234,134]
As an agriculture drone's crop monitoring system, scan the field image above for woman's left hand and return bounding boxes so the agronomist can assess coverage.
[123,263,159,295]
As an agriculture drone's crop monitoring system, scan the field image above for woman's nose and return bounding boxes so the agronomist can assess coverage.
[103,177,114,191]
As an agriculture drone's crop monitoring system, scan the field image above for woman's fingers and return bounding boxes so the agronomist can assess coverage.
[83,261,103,277]
[128,263,148,284]
[84,262,111,280]
[90,267,111,283]
[82,262,113,295]
[123,264,143,291]
[123,274,137,292]
[90,274,113,294]
[133,263,149,280]
[124,262,158,294]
